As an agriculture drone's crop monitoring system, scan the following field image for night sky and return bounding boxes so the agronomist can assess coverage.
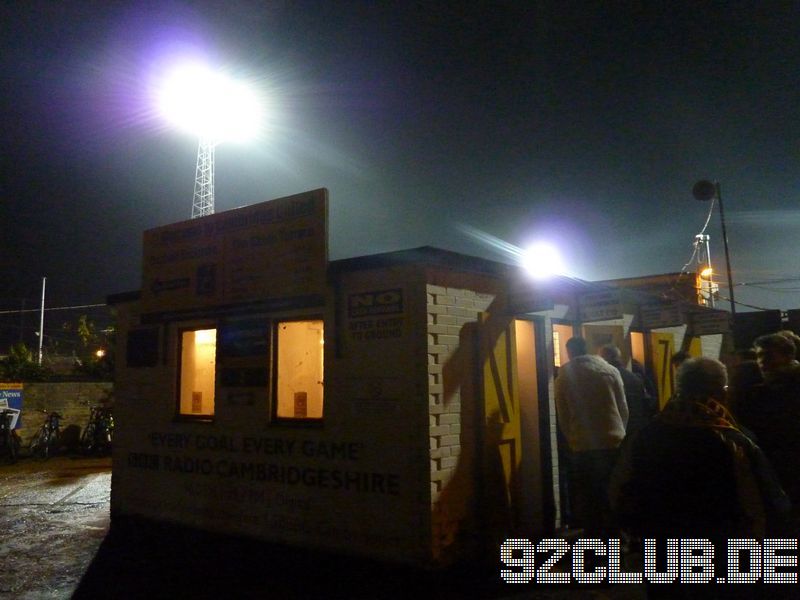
[2,1,800,325]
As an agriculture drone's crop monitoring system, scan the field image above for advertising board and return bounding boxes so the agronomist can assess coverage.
[0,382,23,428]
[141,189,328,313]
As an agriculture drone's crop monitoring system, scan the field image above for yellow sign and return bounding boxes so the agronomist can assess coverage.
[650,332,675,409]
[141,189,328,313]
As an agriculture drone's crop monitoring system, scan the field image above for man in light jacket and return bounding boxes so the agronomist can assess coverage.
[555,336,628,536]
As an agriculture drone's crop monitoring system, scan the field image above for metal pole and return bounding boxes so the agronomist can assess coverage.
[715,182,736,315]
[19,298,25,342]
[38,277,46,365]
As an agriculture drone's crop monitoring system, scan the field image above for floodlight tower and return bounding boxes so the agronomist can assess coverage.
[192,137,215,218]
[158,64,261,219]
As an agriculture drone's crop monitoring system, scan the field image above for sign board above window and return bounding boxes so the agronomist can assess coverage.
[689,309,731,336]
[640,304,683,330]
[578,290,623,322]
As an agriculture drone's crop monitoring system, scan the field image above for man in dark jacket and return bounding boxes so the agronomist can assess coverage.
[610,357,790,598]
[600,344,656,437]
[737,333,800,512]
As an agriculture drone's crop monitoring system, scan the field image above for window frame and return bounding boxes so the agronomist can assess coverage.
[175,323,218,422]
[270,315,325,425]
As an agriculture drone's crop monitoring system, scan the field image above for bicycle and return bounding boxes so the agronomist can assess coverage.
[0,409,21,464]
[29,410,62,459]
[80,405,114,455]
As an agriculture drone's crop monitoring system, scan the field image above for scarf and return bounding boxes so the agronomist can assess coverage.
[658,396,740,432]
[658,396,767,537]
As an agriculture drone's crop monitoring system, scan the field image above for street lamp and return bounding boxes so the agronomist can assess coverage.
[692,180,736,314]
[157,64,262,218]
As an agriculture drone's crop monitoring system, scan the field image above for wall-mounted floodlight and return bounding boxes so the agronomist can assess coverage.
[157,63,262,218]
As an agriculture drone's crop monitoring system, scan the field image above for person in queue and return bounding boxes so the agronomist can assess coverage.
[736,333,800,514]
[555,336,628,537]
[727,348,762,417]
[610,357,790,599]
[599,344,656,438]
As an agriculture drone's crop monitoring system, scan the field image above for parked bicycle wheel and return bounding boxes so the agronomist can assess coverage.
[30,411,61,459]
[80,406,113,456]
[80,421,97,454]
[8,430,20,463]
[0,410,19,464]
[29,427,51,459]
[99,408,114,454]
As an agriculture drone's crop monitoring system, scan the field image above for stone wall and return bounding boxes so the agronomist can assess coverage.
[14,382,113,447]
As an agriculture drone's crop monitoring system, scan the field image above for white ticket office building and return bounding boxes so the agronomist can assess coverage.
[110,188,618,567]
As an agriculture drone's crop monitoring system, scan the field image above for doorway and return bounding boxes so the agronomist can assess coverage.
[480,315,552,537]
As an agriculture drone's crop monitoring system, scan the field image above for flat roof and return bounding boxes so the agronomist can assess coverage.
[112,245,670,306]
[329,245,515,276]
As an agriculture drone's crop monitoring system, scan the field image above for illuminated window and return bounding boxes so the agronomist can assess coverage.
[553,330,561,367]
[552,323,573,367]
[275,319,324,420]
[179,328,217,417]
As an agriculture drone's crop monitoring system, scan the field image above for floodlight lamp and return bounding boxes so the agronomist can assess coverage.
[158,64,261,143]
[700,266,713,280]
[521,242,565,280]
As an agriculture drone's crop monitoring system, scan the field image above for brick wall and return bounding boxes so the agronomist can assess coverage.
[426,283,495,562]
[15,382,113,447]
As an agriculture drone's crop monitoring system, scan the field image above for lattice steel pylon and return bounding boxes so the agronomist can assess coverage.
[191,136,216,218]
[694,233,718,308]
